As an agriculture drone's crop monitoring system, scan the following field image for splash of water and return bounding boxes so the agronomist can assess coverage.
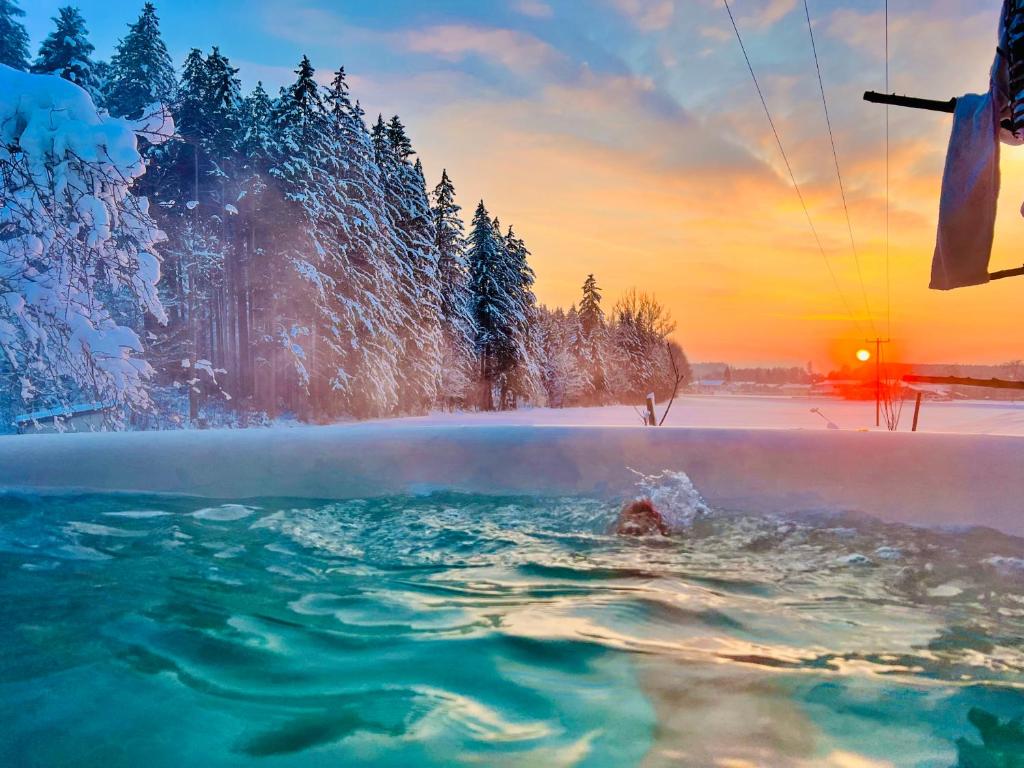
[627,468,712,530]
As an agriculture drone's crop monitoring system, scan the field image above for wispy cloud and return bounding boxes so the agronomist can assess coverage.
[699,25,732,43]
[608,0,675,32]
[401,24,564,72]
[740,0,797,30]
[511,0,554,19]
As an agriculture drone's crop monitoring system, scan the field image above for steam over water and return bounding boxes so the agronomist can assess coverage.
[2,478,1023,766]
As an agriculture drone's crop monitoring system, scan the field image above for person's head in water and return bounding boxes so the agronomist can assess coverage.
[614,498,669,536]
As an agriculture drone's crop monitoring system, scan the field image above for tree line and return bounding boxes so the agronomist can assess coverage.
[0,2,688,427]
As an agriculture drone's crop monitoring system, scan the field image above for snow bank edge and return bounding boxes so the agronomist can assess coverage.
[0,425,1021,535]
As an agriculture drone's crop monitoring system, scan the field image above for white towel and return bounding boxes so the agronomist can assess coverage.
[930,92,1001,290]
[930,0,1020,290]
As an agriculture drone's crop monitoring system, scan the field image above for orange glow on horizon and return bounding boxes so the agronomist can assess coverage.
[416,112,1024,370]
[373,2,1024,370]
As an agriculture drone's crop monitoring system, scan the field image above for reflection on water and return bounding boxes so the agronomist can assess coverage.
[1,484,1023,767]
[955,708,1024,767]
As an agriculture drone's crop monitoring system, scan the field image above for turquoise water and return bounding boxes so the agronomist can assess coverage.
[2,484,1024,767]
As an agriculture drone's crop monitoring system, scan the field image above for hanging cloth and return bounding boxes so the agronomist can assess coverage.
[931,0,1023,290]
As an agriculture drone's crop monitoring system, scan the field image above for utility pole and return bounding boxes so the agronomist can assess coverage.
[865,337,890,427]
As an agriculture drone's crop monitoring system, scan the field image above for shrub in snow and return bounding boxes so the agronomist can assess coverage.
[0,64,172,424]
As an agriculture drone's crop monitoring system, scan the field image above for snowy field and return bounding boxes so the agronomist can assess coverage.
[376,394,1024,436]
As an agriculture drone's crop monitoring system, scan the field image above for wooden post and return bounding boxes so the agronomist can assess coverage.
[645,393,657,426]
[911,391,922,432]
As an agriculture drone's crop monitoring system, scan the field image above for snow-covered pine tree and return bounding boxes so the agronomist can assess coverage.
[170,47,241,154]
[375,115,443,412]
[31,6,102,102]
[500,224,542,407]
[579,274,604,337]
[142,46,244,421]
[151,46,236,211]
[370,114,390,163]
[260,56,404,419]
[505,226,537,330]
[467,201,518,410]
[577,272,606,402]
[432,170,474,339]
[0,66,172,426]
[403,153,445,412]
[223,79,275,404]
[146,47,211,339]
[176,49,209,135]
[239,82,273,158]
[0,0,30,70]
[538,307,589,408]
[105,2,177,119]
[564,305,592,402]
[92,59,112,101]
[263,56,336,409]
[237,81,274,210]
[538,306,564,407]
[386,115,414,159]
[430,169,477,407]
[610,306,649,400]
[322,66,404,417]
[198,45,242,396]
[203,47,242,155]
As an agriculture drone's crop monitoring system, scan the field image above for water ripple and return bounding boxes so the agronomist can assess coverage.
[2,489,1024,766]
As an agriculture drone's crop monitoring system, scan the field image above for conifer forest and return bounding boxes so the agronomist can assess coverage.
[0,2,688,429]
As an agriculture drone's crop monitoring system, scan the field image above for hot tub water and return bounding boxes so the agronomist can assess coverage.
[1,472,1023,766]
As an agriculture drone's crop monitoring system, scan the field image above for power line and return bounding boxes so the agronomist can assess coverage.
[884,0,892,339]
[722,0,866,336]
[802,0,876,335]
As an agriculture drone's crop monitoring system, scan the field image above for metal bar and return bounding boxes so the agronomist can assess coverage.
[863,91,956,113]
[990,264,1024,280]
[863,91,1017,133]
[903,375,1024,390]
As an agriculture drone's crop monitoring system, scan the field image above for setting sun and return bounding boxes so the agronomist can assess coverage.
[856,349,872,362]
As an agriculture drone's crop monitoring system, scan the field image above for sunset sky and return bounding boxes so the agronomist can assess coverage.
[23,0,1024,367]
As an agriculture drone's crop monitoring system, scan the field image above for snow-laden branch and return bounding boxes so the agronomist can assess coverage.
[0,65,171,423]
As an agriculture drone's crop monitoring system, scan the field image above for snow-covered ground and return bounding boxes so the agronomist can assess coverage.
[375,394,1024,436]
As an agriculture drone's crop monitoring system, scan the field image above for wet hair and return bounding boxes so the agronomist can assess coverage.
[614,498,670,537]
